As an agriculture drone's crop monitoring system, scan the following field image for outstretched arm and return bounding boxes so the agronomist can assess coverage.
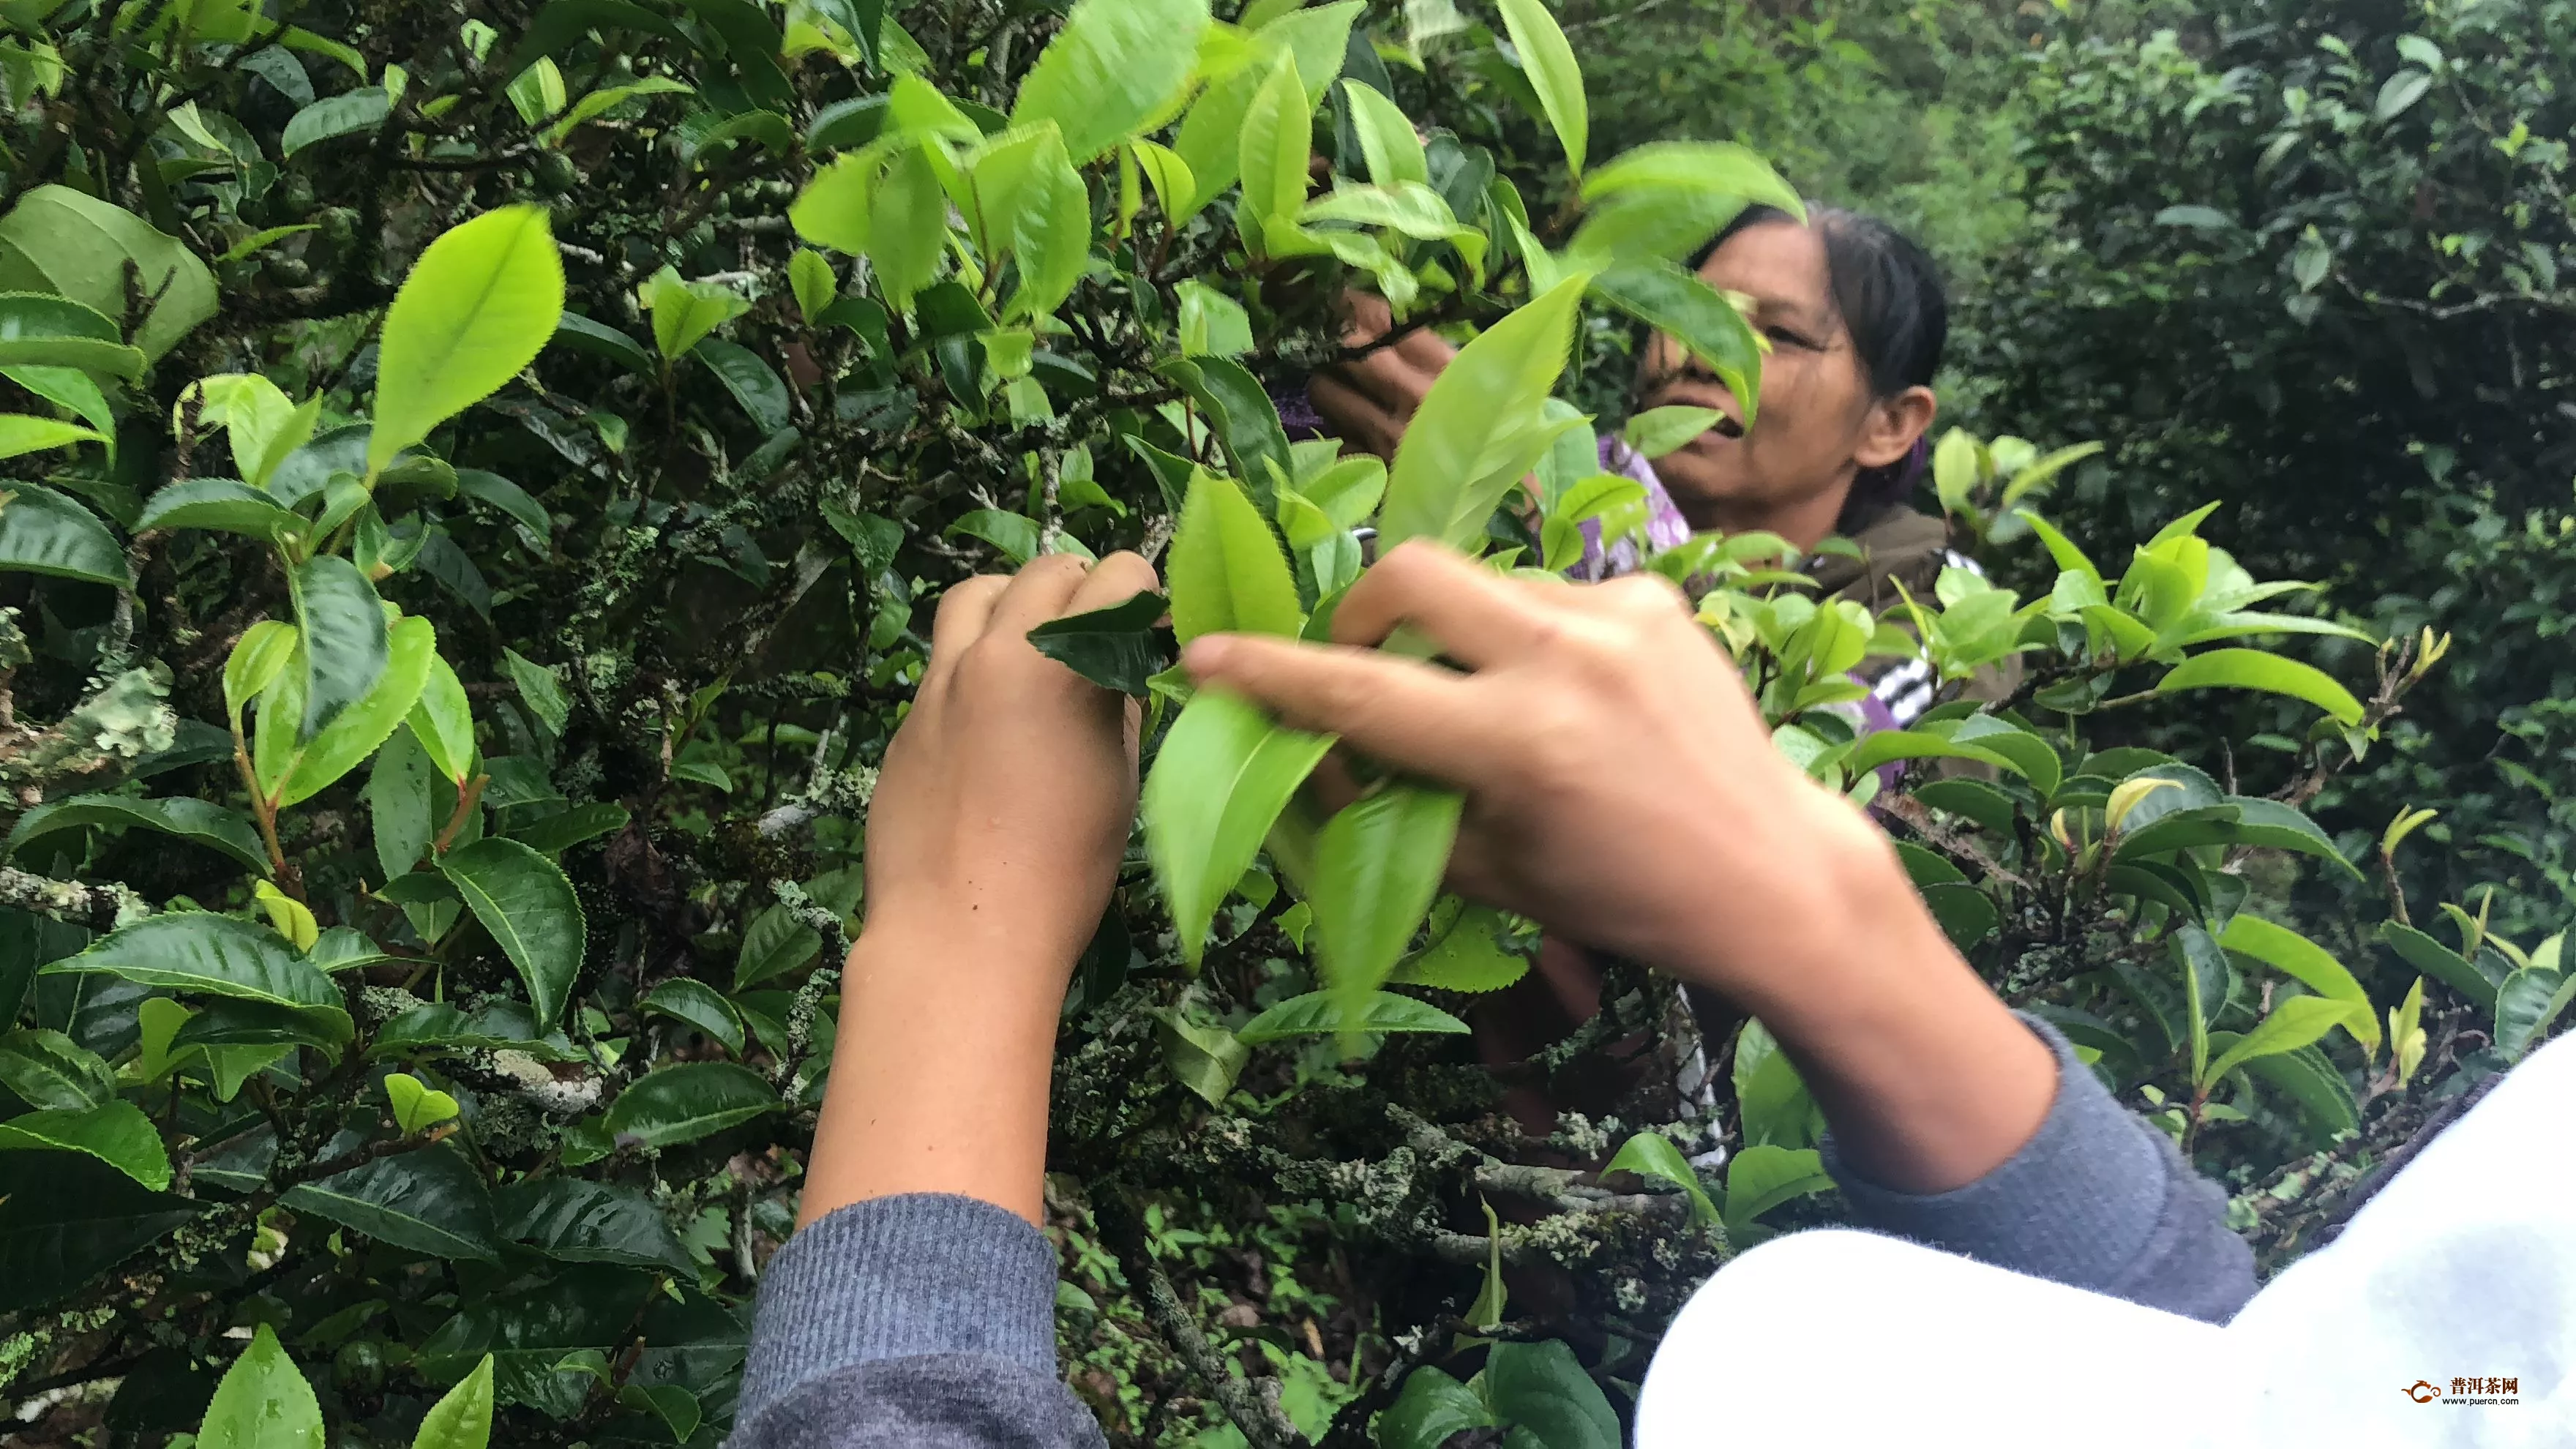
[1185,541,2253,1318]
[735,552,1156,1449]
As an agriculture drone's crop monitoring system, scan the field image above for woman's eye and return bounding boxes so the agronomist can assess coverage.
[1765,326,1811,349]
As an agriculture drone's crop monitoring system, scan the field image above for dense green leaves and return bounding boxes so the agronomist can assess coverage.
[0,1151,198,1311]
[439,838,586,1030]
[0,2,2545,1437]
[367,207,566,479]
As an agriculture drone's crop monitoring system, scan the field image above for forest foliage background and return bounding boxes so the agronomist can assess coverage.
[0,0,2570,1445]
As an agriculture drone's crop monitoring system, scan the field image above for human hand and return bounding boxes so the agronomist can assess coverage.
[1310,289,1455,460]
[805,550,1159,1227]
[862,550,1158,970]
[1182,542,2052,1191]
[1181,539,1895,1004]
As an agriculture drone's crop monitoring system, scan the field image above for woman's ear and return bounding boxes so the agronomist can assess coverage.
[1854,386,1937,469]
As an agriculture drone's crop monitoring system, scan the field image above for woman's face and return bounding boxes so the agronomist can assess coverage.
[1636,220,1928,536]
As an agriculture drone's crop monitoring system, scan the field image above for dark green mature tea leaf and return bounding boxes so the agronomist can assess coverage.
[2493,966,2574,1060]
[2379,921,2497,1013]
[0,1150,198,1311]
[1027,590,1170,694]
[170,997,354,1055]
[603,1061,777,1148]
[1483,1340,1620,1449]
[283,1142,504,1261]
[135,477,302,539]
[0,1101,173,1189]
[0,481,128,585]
[0,1027,116,1109]
[440,838,585,1030]
[696,338,791,432]
[47,913,340,1011]
[495,1177,694,1274]
[1153,356,1294,509]
[638,978,745,1055]
[6,793,269,875]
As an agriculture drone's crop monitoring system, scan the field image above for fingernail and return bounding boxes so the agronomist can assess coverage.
[1182,637,1230,675]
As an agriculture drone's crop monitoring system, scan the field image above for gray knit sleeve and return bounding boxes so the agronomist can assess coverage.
[1819,1015,2256,1323]
[730,1193,1106,1448]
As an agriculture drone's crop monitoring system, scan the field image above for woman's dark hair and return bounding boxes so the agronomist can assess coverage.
[1690,203,1948,526]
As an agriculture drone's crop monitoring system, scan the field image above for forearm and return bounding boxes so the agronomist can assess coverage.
[799,921,1071,1227]
[1821,1016,2258,1322]
[1672,819,2056,1194]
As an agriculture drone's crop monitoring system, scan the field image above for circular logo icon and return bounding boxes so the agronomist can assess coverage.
[2405,1381,2441,1404]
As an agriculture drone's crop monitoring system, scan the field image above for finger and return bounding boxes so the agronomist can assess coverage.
[1181,634,1505,785]
[1392,323,1456,372]
[983,553,1094,637]
[1309,373,1401,457]
[1331,349,1435,416]
[924,574,1011,692]
[1065,550,1161,618]
[1338,288,1394,343]
[1328,539,1573,667]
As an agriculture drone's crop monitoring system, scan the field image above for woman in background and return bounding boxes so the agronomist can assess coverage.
[1312,203,2002,1128]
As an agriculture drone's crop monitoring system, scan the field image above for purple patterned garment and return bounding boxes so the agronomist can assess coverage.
[1566,438,1694,582]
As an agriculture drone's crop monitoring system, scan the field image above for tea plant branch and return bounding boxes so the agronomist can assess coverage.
[1098,1196,1308,1449]
[0,864,146,929]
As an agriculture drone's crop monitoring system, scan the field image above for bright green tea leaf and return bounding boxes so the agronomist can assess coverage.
[368,206,567,479]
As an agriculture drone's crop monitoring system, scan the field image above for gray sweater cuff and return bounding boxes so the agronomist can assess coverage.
[1819,1013,2244,1316]
[737,1193,1060,1426]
